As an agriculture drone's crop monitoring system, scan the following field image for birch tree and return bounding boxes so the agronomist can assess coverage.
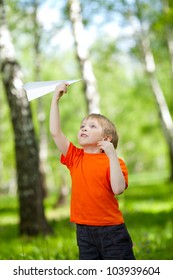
[32,0,48,197]
[139,31,173,180]
[164,0,173,87]
[0,0,52,235]
[68,0,100,114]
[134,0,173,180]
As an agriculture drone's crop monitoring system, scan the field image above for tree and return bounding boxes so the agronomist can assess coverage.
[68,0,100,114]
[164,0,173,79]
[133,0,173,180]
[32,0,48,197]
[0,0,52,235]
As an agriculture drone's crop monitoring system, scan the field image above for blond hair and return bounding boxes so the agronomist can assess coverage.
[82,113,118,149]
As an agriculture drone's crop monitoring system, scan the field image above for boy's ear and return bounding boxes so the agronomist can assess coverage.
[104,136,112,142]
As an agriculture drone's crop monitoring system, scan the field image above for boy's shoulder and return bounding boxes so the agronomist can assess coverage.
[69,142,84,154]
[61,142,84,166]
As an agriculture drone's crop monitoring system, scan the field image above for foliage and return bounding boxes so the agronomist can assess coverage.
[0,178,172,260]
[1,0,172,194]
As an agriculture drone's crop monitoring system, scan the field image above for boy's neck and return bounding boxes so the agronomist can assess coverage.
[83,146,102,154]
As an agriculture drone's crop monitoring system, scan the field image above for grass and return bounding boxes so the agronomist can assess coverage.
[0,177,173,260]
[122,178,173,259]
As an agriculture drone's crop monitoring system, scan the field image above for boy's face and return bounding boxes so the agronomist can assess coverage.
[77,118,104,148]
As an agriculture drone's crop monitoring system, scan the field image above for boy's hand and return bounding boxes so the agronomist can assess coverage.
[97,140,115,157]
[54,82,69,101]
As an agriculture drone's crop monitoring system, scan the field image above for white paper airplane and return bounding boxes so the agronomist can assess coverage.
[23,79,82,101]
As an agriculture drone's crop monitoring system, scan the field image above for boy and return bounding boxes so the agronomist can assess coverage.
[49,82,135,260]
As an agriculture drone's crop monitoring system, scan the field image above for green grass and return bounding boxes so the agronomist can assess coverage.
[0,177,173,260]
[121,178,173,259]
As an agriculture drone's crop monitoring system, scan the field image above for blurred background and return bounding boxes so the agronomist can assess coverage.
[0,0,173,259]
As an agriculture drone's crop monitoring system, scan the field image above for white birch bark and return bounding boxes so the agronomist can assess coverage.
[139,29,173,179]
[68,0,100,114]
[0,0,51,235]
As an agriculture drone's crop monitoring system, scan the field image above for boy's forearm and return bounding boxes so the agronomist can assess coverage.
[50,82,69,137]
[49,97,61,137]
[49,83,70,155]
[97,141,126,195]
[109,152,126,195]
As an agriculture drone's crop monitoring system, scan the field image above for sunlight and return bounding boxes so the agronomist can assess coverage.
[131,201,172,213]
[0,216,18,226]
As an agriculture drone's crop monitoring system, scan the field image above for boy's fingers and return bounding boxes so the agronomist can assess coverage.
[55,82,70,97]
[63,83,70,92]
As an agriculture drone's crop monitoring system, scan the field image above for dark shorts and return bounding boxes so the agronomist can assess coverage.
[76,223,136,260]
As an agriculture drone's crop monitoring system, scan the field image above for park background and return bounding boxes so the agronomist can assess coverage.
[0,0,173,259]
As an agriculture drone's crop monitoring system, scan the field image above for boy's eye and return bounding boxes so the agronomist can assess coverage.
[80,125,85,129]
[90,124,96,128]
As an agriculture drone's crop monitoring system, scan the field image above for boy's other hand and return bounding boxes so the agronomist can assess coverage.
[97,140,115,157]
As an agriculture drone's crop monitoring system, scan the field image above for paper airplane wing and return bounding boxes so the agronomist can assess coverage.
[23,79,82,101]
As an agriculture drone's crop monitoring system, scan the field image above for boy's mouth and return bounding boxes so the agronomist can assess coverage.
[81,133,88,137]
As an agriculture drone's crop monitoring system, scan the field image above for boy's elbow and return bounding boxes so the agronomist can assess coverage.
[113,182,126,195]
[50,131,57,139]
[114,188,125,195]
[49,127,55,137]
[116,188,125,195]
[50,128,59,139]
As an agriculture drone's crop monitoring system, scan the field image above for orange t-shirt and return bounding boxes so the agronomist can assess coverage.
[61,142,128,226]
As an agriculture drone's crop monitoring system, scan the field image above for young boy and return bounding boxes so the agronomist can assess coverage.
[49,82,135,260]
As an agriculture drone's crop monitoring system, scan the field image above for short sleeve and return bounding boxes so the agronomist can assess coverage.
[61,142,74,168]
[60,142,83,169]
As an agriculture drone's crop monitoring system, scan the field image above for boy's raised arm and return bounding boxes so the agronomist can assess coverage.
[49,82,70,156]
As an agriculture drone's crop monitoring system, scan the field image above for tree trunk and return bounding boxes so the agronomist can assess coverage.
[139,29,173,180]
[68,0,100,114]
[0,0,52,235]
[33,0,48,198]
[166,31,173,78]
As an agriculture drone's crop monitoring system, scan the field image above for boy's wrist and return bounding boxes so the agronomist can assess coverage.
[107,149,117,159]
[53,94,60,103]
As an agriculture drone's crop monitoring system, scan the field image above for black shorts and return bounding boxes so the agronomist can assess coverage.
[76,223,136,260]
